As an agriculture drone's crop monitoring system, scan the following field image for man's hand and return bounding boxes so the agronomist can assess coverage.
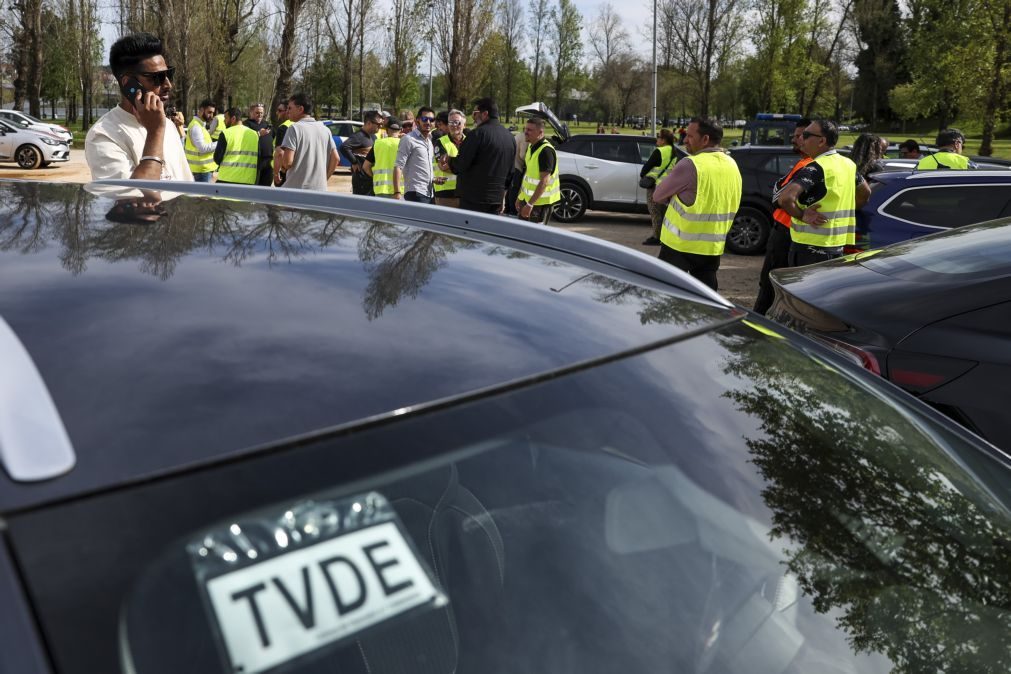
[132,91,165,134]
[802,204,827,226]
[437,155,450,171]
[393,192,403,200]
[258,128,270,137]
[519,202,533,219]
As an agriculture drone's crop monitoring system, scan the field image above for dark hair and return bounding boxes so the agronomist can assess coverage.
[689,116,723,144]
[416,106,435,119]
[795,117,812,129]
[198,98,215,110]
[936,128,965,148]
[436,110,449,124]
[657,128,675,145]
[287,92,313,115]
[386,117,402,130]
[109,32,164,79]
[812,119,839,146]
[225,107,243,120]
[473,97,499,118]
[363,110,382,125]
[850,132,886,177]
[899,139,919,153]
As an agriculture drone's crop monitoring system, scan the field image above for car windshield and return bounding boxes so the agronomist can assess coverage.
[862,218,1011,280]
[10,320,1011,674]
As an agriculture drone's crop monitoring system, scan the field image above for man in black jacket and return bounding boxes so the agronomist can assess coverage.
[439,97,515,213]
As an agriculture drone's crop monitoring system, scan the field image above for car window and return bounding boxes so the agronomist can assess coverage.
[761,155,799,174]
[12,320,1011,674]
[881,185,1011,228]
[753,126,790,146]
[591,139,640,163]
[559,138,591,156]
[637,142,656,163]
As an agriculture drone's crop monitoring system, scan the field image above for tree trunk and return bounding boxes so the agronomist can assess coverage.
[979,0,1011,156]
[274,0,306,116]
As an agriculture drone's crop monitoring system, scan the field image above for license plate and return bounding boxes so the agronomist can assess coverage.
[202,519,443,674]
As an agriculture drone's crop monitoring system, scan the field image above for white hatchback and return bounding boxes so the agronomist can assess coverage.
[0,110,73,143]
[0,118,71,169]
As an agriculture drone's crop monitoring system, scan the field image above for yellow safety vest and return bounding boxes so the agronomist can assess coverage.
[645,145,675,182]
[520,140,561,206]
[790,151,857,249]
[209,113,225,141]
[372,137,401,195]
[184,118,218,174]
[434,134,462,192]
[660,150,743,256]
[916,151,970,170]
[217,124,260,184]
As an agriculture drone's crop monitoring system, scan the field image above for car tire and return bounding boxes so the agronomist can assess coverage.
[15,144,42,170]
[552,183,588,223]
[726,206,770,255]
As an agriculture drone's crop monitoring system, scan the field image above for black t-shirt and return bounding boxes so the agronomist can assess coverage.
[528,138,556,175]
[789,152,867,207]
[273,123,290,148]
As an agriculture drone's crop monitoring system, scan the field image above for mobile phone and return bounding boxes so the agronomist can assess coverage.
[119,76,146,108]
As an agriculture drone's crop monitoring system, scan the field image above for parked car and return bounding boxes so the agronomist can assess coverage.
[857,170,1011,250]
[517,102,670,222]
[769,217,1011,451]
[0,117,71,169]
[0,109,74,143]
[5,179,1011,673]
[323,119,364,167]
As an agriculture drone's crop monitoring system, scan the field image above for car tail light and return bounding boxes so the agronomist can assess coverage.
[808,333,882,375]
[886,351,977,394]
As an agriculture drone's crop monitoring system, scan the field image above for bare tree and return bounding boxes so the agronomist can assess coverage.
[205,0,260,110]
[666,0,743,115]
[273,0,310,115]
[434,0,495,108]
[588,3,628,72]
[528,0,549,101]
[385,0,420,110]
[498,0,524,121]
[549,0,581,112]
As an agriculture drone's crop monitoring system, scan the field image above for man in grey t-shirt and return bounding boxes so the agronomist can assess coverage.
[275,93,339,190]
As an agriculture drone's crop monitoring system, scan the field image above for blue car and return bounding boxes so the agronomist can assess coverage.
[322,119,364,167]
[857,169,1011,250]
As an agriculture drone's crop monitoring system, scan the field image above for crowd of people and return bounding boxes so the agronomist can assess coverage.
[85,32,978,297]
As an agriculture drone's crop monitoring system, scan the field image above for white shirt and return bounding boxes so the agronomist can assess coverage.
[85,106,193,181]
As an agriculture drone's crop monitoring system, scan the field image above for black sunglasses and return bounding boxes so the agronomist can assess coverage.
[801,131,823,139]
[419,116,435,122]
[134,67,175,85]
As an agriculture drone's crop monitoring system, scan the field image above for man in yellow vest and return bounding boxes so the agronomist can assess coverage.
[640,128,677,245]
[363,118,402,197]
[917,128,976,170]
[271,101,294,185]
[185,99,218,182]
[653,116,742,290]
[433,109,466,208]
[209,110,226,141]
[777,119,871,267]
[213,107,265,185]
[514,116,560,224]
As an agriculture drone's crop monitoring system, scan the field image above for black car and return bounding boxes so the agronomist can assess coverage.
[4,180,1011,674]
[769,219,1011,451]
[726,146,800,255]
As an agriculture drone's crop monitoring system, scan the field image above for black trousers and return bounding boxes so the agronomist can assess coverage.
[753,222,792,315]
[461,199,503,214]
[404,191,434,204]
[659,244,721,291]
[788,242,843,267]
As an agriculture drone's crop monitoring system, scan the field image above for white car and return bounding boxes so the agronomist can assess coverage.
[516,102,683,222]
[0,110,73,143]
[0,118,71,169]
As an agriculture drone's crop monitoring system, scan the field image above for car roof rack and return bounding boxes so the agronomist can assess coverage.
[0,316,76,482]
[94,180,733,308]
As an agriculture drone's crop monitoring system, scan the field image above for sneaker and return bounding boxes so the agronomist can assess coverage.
[641,236,661,246]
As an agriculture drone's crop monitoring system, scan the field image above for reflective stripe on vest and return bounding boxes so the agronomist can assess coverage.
[434,134,462,192]
[210,113,225,140]
[217,125,260,184]
[185,118,218,173]
[520,140,561,206]
[790,151,857,248]
[645,145,674,181]
[773,156,814,227]
[660,150,743,256]
[916,151,970,170]
[372,137,401,195]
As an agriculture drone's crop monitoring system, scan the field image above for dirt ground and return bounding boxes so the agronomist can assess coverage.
[17,154,762,308]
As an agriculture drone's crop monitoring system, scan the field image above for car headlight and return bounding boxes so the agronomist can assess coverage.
[40,137,62,146]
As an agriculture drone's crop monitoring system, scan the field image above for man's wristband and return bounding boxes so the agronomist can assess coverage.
[139,155,164,165]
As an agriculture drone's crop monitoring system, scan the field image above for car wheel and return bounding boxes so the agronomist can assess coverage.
[552,183,588,223]
[726,206,770,255]
[15,144,42,170]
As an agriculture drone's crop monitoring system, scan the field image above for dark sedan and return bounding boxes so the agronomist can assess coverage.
[770,218,1011,451]
[4,181,1011,674]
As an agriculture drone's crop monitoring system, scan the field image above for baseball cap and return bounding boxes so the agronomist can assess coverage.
[386,117,402,130]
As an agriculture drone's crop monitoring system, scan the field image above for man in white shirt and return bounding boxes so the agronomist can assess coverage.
[275,93,339,191]
[85,32,193,181]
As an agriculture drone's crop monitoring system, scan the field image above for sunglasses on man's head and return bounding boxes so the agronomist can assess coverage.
[134,66,175,85]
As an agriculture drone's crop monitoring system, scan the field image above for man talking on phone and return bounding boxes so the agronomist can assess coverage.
[85,33,193,181]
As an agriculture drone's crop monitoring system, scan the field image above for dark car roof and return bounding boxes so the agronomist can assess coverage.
[0,181,736,510]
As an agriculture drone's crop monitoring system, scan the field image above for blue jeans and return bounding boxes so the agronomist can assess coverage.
[193,172,214,183]
[404,191,434,204]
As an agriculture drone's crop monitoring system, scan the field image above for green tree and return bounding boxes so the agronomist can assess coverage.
[852,0,908,128]
[549,0,581,113]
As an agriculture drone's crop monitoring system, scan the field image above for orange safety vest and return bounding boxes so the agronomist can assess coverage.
[773,156,814,227]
